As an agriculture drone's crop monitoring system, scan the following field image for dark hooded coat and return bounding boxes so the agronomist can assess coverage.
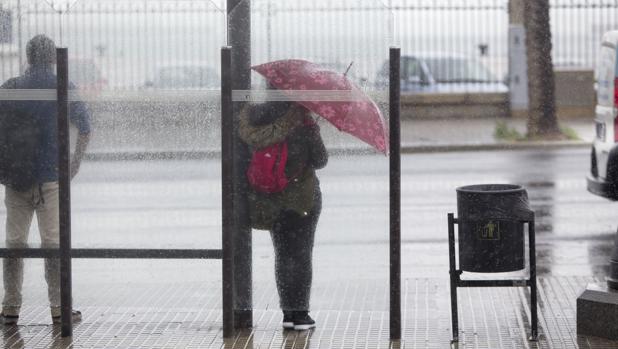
[239,102,327,230]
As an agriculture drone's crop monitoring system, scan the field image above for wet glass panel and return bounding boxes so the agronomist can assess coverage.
[64,0,225,250]
[0,0,65,329]
[229,0,393,326]
[391,0,508,94]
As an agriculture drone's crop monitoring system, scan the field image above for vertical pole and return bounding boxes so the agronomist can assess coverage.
[528,219,538,341]
[221,46,235,339]
[227,0,252,329]
[16,0,22,72]
[389,46,401,341]
[266,2,272,61]
[56,48,72,337]
[448,213,459,342]
[508,0,528,117]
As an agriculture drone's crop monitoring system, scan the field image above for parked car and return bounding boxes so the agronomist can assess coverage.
[144,63,219,89]
[68,58,107,94]
[587,31,618,200]
[376,52,507,93]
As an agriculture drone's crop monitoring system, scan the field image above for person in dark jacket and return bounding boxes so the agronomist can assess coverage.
[239,100,328,330]
[0,35,90,325]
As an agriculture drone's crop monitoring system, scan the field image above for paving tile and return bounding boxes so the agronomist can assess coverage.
[0,276,615,348]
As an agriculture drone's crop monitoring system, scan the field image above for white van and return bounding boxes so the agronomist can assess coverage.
[588,31,618,200]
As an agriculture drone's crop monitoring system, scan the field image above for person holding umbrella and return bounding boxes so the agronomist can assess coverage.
[239,59,388,331]
[239,95,327,330]
[239,91,327,330]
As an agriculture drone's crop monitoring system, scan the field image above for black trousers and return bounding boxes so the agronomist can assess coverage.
[269,189,322,311]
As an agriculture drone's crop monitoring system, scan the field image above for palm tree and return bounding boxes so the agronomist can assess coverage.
[523,0,562,138]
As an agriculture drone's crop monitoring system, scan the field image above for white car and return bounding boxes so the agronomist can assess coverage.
[588,31,618,200]
[376,52,507,94]
[144,63,219,89]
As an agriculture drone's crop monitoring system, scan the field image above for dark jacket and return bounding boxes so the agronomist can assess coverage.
[0,65,91,183]
[239,102,327,230]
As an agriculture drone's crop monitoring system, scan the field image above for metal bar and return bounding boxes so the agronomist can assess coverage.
[71,249,222,259]
[529,219,539,341]
[0,249,60,258]
[56,47,72,338]
[221,46,235,339]
[457,280,532,287]
[448,213,459,342]
[0,248,223,259]
[389,46,401,341]
[227,0,253,329]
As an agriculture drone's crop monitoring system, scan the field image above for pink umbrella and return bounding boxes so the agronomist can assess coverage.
[252,59,389,154]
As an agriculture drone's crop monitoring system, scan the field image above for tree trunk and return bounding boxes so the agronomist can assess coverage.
[523,0,561,138]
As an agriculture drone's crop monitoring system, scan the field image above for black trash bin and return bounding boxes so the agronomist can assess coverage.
[456,184,533,273]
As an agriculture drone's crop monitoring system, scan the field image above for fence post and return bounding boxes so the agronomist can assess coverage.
[508,0,529,117]
[56,47,73,337]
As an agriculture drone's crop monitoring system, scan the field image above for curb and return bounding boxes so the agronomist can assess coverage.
[401,140,592,153]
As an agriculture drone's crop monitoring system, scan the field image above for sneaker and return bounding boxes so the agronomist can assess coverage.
[282,311,294,329]
[292,311,315,331]
[52,310,82,324]
[1,313,18,325]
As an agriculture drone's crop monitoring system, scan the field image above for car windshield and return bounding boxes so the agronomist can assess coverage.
[157,66,218,88]
[423,57,496,83]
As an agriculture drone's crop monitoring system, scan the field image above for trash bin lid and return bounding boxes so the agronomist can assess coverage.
[456,183,534,222]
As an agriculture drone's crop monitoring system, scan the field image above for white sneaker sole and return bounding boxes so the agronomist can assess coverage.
[293,323,316,331]
[282,321,294,329]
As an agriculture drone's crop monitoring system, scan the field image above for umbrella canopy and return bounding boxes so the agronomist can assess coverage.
[252,59,389,154]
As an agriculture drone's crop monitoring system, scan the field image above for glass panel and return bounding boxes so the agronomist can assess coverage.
[65,0,225,249]
[229,0,392,324]
[392,0,508,93]
[0,0,65,326]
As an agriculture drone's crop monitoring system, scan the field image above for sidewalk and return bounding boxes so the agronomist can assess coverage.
[400,117,594,152]
[1,273,613,349]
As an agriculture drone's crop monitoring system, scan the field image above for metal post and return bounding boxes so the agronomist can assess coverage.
[56,48,72,337]
[508,0,529,117]
[17,0,23,72]
[221,46,235,339]
[266,2,272,61]
[227,0,252,329]
[389,46,401,341]
[448,214,459,342]
[528,219,538,341]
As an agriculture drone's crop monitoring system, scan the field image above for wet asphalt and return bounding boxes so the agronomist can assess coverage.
[0,146,605,283]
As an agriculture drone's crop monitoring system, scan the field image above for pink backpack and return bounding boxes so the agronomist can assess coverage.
[247,141,290,193]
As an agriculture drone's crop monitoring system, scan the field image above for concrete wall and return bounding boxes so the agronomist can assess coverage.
[554,67,595,119]
[402,68,595,119]
[401,92,509,119]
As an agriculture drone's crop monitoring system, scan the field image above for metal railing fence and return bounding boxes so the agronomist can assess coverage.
[1,0,617,91]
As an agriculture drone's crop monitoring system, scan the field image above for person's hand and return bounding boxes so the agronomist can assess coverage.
[70,159,81,180]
